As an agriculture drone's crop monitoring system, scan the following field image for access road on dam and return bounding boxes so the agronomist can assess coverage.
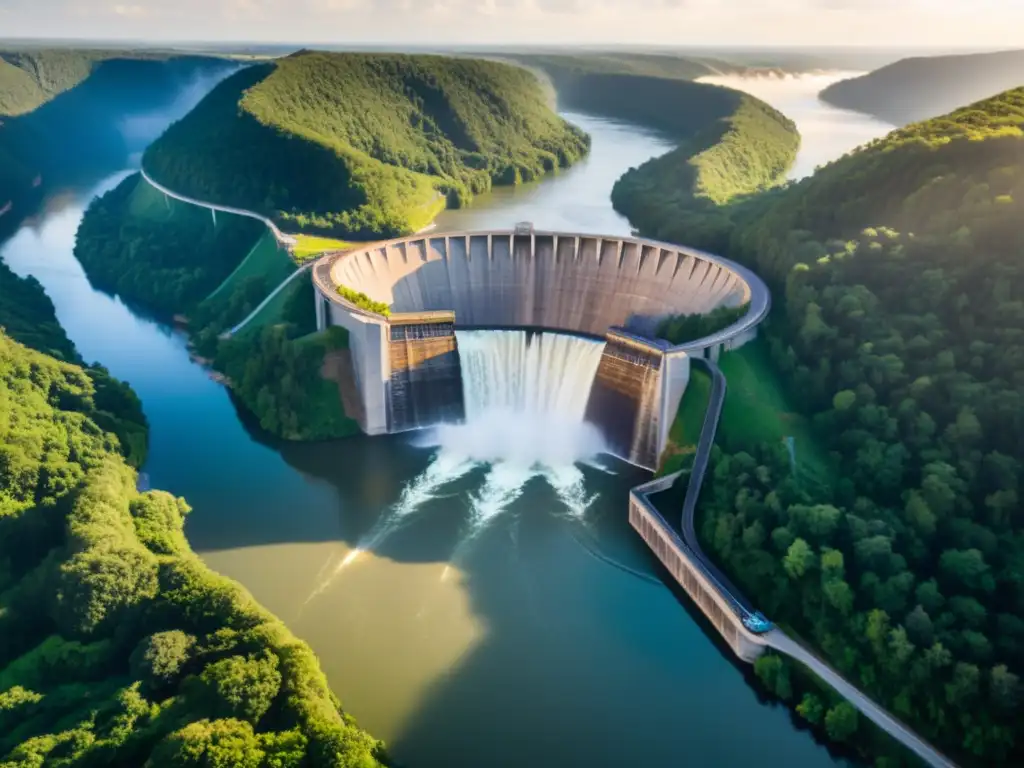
[663,357,958,768]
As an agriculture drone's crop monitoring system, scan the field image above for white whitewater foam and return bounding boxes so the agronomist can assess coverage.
[427,330,609,468]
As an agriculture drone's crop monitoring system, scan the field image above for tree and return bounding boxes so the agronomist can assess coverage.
[131,630,196,692]
[904,606,934,647]
[989,665,1020,711]
[148,719,264,768]
[188,651,282,725]
[783,538,816,580]
[824,702,859,742]
[939,549,994,593]
[52,546,159,637]
[754,654,793,701]
[796,692,825,725]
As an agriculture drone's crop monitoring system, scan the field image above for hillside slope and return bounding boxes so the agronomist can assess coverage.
[143,51,589,238]
[0,256,384,766]
[594,77,799,252]
[0,52,231,225]
[701,88,1024,765]
[820,49,1024,125]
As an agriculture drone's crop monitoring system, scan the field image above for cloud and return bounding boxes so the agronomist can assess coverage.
[4,0,1024,45]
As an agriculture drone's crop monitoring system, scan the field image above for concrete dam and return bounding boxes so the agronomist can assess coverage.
[311,226,769,470]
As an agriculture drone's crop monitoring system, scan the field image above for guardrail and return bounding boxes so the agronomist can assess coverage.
[140,168,298,247]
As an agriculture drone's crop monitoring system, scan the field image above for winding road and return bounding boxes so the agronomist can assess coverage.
[676,357,957,768]
[140,168,298,247]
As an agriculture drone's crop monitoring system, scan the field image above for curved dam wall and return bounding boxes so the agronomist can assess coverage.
[312,229,769,469]
[327,232,752,338]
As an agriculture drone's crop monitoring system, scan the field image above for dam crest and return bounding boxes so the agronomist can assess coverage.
[312,226,769,471]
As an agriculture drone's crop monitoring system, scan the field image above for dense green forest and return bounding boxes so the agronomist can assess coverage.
[73,170,359,442]
[0,258,149,466]
[517,63,800,256]
[610,81,799,253]
[665,88,1024,765]
[143,51,589,238]
[507,51,741,85]
[75,174,264,316]
[821,49,1024,125]
[0,247,384,766]
[0,51,230,224]
[657,303,749,345]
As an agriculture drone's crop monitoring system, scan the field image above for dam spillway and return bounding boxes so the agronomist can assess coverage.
[311,227,769,470]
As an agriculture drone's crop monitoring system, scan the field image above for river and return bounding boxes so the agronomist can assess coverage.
[699,72,896,179]
[2,108,856,766]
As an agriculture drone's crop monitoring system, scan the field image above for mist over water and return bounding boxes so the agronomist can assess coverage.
[697,71,896,179]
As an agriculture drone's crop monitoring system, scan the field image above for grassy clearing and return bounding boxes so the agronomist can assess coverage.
[208,230,295,301]
[659,366,711,476]
[292,233,356,263]
[232,274,304,337]
[717,338,833,486]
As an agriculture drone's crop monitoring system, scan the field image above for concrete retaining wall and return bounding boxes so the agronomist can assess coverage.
[387,315,464,432]
[585,329,691,470]
[629,487,767,663]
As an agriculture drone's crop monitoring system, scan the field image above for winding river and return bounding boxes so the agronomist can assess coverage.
[0,79,879,767]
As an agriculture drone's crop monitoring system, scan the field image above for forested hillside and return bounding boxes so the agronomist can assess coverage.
[820,48,1024,125]
[0,249,384,766]
[511,61,800,255]
[0,51,231,226]
[76,173,264,315]
[507,51,741,86]
[143,51,589,238]
[692,88,1024,765]
[610,81,798,253]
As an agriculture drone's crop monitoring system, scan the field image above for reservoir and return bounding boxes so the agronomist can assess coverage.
[1,107,853,766]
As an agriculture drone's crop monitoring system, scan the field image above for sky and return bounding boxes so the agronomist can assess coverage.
[2,0,1024,48]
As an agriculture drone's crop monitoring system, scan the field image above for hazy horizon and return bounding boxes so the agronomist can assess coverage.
[2,1,1023,49]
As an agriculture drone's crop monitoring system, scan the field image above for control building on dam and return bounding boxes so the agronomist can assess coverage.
[311,225,769,470]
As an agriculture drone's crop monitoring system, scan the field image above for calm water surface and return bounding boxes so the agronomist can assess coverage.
[698,73,896,179]
[2,111,850,767]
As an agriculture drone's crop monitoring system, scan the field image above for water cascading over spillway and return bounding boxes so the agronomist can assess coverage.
[313,331,613,589]
[436,330,609,467]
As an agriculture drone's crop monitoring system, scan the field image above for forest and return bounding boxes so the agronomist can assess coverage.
[0,247,384,765]
[650,87,1024,765]
[75,174,264,316]
[143,51,590,238]
[73,170,360,443]
[515,66,800,257]
[0,51,230,222]
[610,81,799,254]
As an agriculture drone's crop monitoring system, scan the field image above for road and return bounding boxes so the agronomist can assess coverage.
[224,262,314,338]
[140,167,297,247]
[674,357,958,768]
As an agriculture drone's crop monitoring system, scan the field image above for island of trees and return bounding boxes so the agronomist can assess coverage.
[142,50,590,238]
[623,85,1024,766]
[0,257,386,765]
